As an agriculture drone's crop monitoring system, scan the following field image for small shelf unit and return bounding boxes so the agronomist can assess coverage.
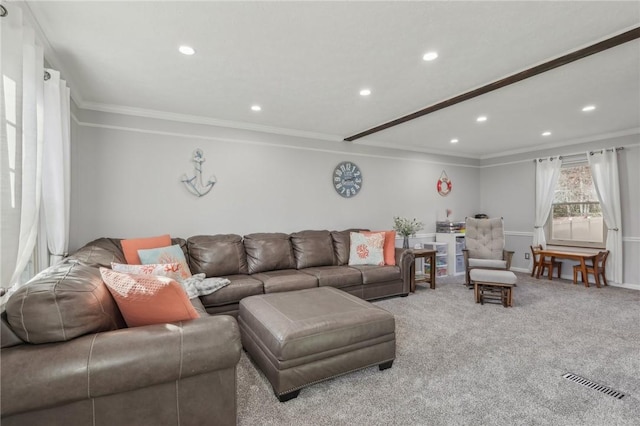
[436,232,466,276]
[422,242,448,277]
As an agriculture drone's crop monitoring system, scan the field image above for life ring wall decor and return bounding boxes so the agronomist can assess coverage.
[437,170,452,196]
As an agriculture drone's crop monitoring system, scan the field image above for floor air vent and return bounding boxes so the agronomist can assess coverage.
[562,373,626,399]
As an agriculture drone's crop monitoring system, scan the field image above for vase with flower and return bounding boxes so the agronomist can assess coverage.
[392,216,424,249]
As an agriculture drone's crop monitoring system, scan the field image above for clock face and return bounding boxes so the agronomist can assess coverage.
[333,161,362,198]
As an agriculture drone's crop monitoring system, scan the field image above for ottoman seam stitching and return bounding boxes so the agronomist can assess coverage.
[276,318,394,344]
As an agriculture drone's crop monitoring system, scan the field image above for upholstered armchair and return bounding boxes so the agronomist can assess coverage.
[462,217,514,285]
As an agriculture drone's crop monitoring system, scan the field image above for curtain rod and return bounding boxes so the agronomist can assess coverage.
[533,147,624,162]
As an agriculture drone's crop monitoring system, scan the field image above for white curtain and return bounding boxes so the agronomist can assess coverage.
[38,69,71,268]
[588,150,623,284]
[533,157,562,247]
[1,6,44,299]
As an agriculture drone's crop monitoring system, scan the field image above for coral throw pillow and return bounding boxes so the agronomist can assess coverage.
[137,244,192,279]
[100,268,199,327]
[348,232,385,266]
[121,234,171,265]
[361,230,396,266]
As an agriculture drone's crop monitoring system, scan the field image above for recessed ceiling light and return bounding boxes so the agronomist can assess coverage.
[582,105,596,112]
[359,89,371,96]
[476,115,488,122]
[450,138,459,144]
[422,51,438,61]
[178,45,195,55]
[251,105,261,112]
[542,131,552,137]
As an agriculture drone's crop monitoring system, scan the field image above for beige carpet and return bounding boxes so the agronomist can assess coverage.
[236,273,640,425]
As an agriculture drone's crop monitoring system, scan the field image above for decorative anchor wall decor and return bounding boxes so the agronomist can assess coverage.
[181,149,216,197]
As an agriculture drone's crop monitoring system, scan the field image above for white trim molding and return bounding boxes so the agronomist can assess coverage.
[505,231,534,237]
[609,282,640,291]
[70,113,480,169]
[479,128,640,160]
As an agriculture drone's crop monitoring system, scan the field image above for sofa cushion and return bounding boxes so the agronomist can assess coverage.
[465,217,505,259]
[252,270,318,293]
[468,258,508,269]
[348,265,401,284]
[244,233,296,274]
[121,234,171,264]
[5,262,125,344]
[290,230,335,269]
[188,234,249,276]
[66,237,127,267]
[301,266,363,289]
[199,274,264,307]
[100,268,200,327]
[1,312,24,348]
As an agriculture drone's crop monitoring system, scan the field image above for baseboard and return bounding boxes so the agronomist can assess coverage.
[608,282,640,291]
[510,267,639,290]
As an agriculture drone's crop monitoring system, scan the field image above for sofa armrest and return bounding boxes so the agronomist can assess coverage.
[395,248,415,293]
[503,250,515,269]
[1,315,241,417]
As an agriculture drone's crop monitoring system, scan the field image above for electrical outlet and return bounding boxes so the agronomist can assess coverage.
[524,253,530,260]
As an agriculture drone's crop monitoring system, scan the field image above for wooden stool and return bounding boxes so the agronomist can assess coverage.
[470,269,517,308]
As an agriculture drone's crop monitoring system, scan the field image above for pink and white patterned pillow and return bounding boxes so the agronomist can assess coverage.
[137,244,192,279]
[111,262,184,281]
[348,232,385,266]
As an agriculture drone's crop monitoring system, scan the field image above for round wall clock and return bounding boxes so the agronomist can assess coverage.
[333,161,363,198]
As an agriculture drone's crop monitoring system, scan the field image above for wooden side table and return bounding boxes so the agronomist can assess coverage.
[410,249,437,291]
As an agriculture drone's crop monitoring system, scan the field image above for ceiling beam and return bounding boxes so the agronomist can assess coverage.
[344,26,640,142]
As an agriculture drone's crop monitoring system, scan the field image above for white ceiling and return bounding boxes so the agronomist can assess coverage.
[23,1,640,159]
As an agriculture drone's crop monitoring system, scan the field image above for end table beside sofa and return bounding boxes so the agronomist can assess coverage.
[1,230,414,424]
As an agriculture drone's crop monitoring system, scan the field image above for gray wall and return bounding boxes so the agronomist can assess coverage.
[69,106,481,251]
[479,134,640,286]
[69,105,639,286]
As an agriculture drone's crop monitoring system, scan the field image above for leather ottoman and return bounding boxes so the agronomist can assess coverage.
[238,287,396,401]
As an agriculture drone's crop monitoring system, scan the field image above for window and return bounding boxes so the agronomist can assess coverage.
[546,164,606,248]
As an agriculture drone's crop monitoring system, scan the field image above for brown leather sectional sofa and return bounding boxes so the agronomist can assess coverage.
[189,230,414,316]
[1,229,413,425]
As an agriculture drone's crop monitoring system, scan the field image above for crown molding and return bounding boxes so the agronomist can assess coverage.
[71,98,640,164]
[355,138,480,160]
[75,99,639,163]
[77,101,344,143]
[70,113,482,169]
[479,128,640,160]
